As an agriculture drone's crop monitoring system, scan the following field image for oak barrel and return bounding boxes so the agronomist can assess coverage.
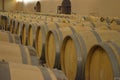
[27,24,34,46]
[85,41,120,80]
[81,21,111,30]
[16,21,23,36]
[1,16,8,30]
[45,26,91,69]
[0,62,67,80]
[10,19,15,33]
[0,30,21,44]
[12,20,18,34]
[109,23,120,32]
[61,30,120,80]
[26,23,38,47]
[0,41,38,65]
[21,23,27,45]
[35,22,70,61]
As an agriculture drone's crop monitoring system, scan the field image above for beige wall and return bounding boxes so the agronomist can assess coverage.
[4,0,16,11]
[0,0,2,10]
[0,0,120,16]
[0,0,16,11]
[71,0,120,16]
[98,0,120,16]
[41,0,59,13]
[71,0,99,15]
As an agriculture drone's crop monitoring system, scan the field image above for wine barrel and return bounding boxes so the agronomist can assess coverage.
[35,22,70,61]
[84,16,99,22]
[27,24,34,46]
[21,21,44,46]
[100,17,114,25]
[23,22,31,45]
[40,16,47,21]
[109,23,120,32]
[85,41,120,80]
[45,26,91,69]
[61,18,70,23]
[0,15,3,29]
[81,21,111,30]
[16,21,20,34]
[16,21,23,37]
[3,17,8,31]
[0,41,38,65]
[0,30,21,44]
[61,30,120,80]
[5,17,11,31]
[26,23,38,47]
[9,19,12,31]
[90,21,120,31]
[46,17,54,22]
[52,17,61,22]
[112,17,120,25]
[0,16,4,29]
[1,16,7,30]
[21,23,27,45]
[1,18,5,30]
[10,19,15,33]
[12,20,18,34]
[0,62,67,80]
